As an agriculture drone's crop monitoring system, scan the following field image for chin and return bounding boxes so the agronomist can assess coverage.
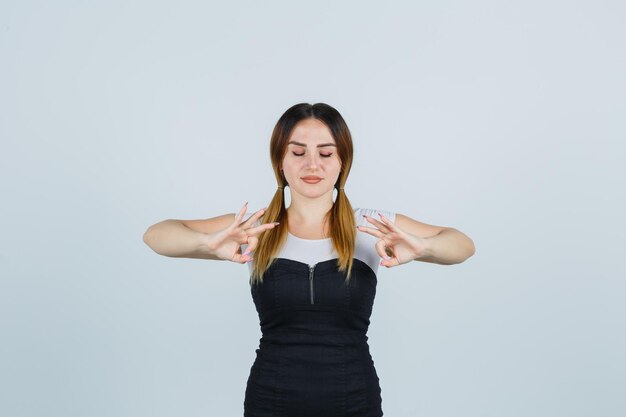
[296,188,334,197]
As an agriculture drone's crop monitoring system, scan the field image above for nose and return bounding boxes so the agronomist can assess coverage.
[305,152,321,169]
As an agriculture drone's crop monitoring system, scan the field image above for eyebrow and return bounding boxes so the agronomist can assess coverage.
[288,141,336,148]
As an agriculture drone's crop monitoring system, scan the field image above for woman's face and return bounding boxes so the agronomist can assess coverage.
[281,118,342,199]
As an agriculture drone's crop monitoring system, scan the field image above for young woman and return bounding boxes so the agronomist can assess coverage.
[143,102,475,416]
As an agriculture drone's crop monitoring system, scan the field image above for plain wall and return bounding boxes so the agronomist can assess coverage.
[1,1,624,416]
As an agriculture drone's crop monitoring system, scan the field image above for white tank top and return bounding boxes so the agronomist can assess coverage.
[241,207,396,276]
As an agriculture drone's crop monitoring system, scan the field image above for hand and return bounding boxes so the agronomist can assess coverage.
[206,202,278,264]
[356,212,428,268]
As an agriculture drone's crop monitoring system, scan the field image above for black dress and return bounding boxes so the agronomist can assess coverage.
[243,256,384,417]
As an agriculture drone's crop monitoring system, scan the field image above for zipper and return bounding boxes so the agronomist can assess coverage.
[309,263,317,304]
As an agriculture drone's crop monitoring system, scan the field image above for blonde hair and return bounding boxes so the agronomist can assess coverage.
[250,103,357,286]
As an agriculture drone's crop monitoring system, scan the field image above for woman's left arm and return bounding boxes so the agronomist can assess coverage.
[358,213,476,266]
[415,227,475,265]
[395,213,475,265]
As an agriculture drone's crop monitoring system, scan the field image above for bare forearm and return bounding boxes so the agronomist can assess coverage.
[417,228,475,265]
[143,220,220,260]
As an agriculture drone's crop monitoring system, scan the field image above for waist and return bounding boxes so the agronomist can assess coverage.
[259,306,370,334]
[260,328,369,347]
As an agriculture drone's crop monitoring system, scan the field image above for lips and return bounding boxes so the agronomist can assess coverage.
[301,176,322,184]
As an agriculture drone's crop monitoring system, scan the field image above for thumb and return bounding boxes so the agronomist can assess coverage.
[231,252,251,264]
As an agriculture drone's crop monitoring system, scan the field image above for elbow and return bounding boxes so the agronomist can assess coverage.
[468,237,476,255]
[452,229,476,263]
[143,231,165,256]
[453,234,475,265]
[143,227,155,247]
[464,238,476,261]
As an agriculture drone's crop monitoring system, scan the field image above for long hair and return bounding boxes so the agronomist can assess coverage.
[250,102,356,285]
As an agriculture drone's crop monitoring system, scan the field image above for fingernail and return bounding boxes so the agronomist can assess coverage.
[384,256,391,260]
[274,222,280,225]
[243,248,251,256]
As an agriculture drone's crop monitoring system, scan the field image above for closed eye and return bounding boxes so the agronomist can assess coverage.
[293,152,333,158]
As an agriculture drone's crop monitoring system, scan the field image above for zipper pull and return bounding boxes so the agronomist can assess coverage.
[309,263,317,304]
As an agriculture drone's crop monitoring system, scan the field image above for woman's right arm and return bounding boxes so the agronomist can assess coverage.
[142,214,235,260]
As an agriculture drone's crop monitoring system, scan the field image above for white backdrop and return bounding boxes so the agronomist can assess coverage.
[1,1,625,416]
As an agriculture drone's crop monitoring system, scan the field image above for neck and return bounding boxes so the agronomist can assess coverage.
[286,196,334,227]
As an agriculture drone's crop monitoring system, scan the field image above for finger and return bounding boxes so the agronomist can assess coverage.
[363,214,392,232]
[246,221,280,237]
[377,241,398,268]
[234,201,249,225]
[376,212,400,233]
[232,252,253,264]
[356,224,385,239]
[242,236,258,256]
[379,257,397,268]
[241,206,267,228]
[375,239,392,261]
